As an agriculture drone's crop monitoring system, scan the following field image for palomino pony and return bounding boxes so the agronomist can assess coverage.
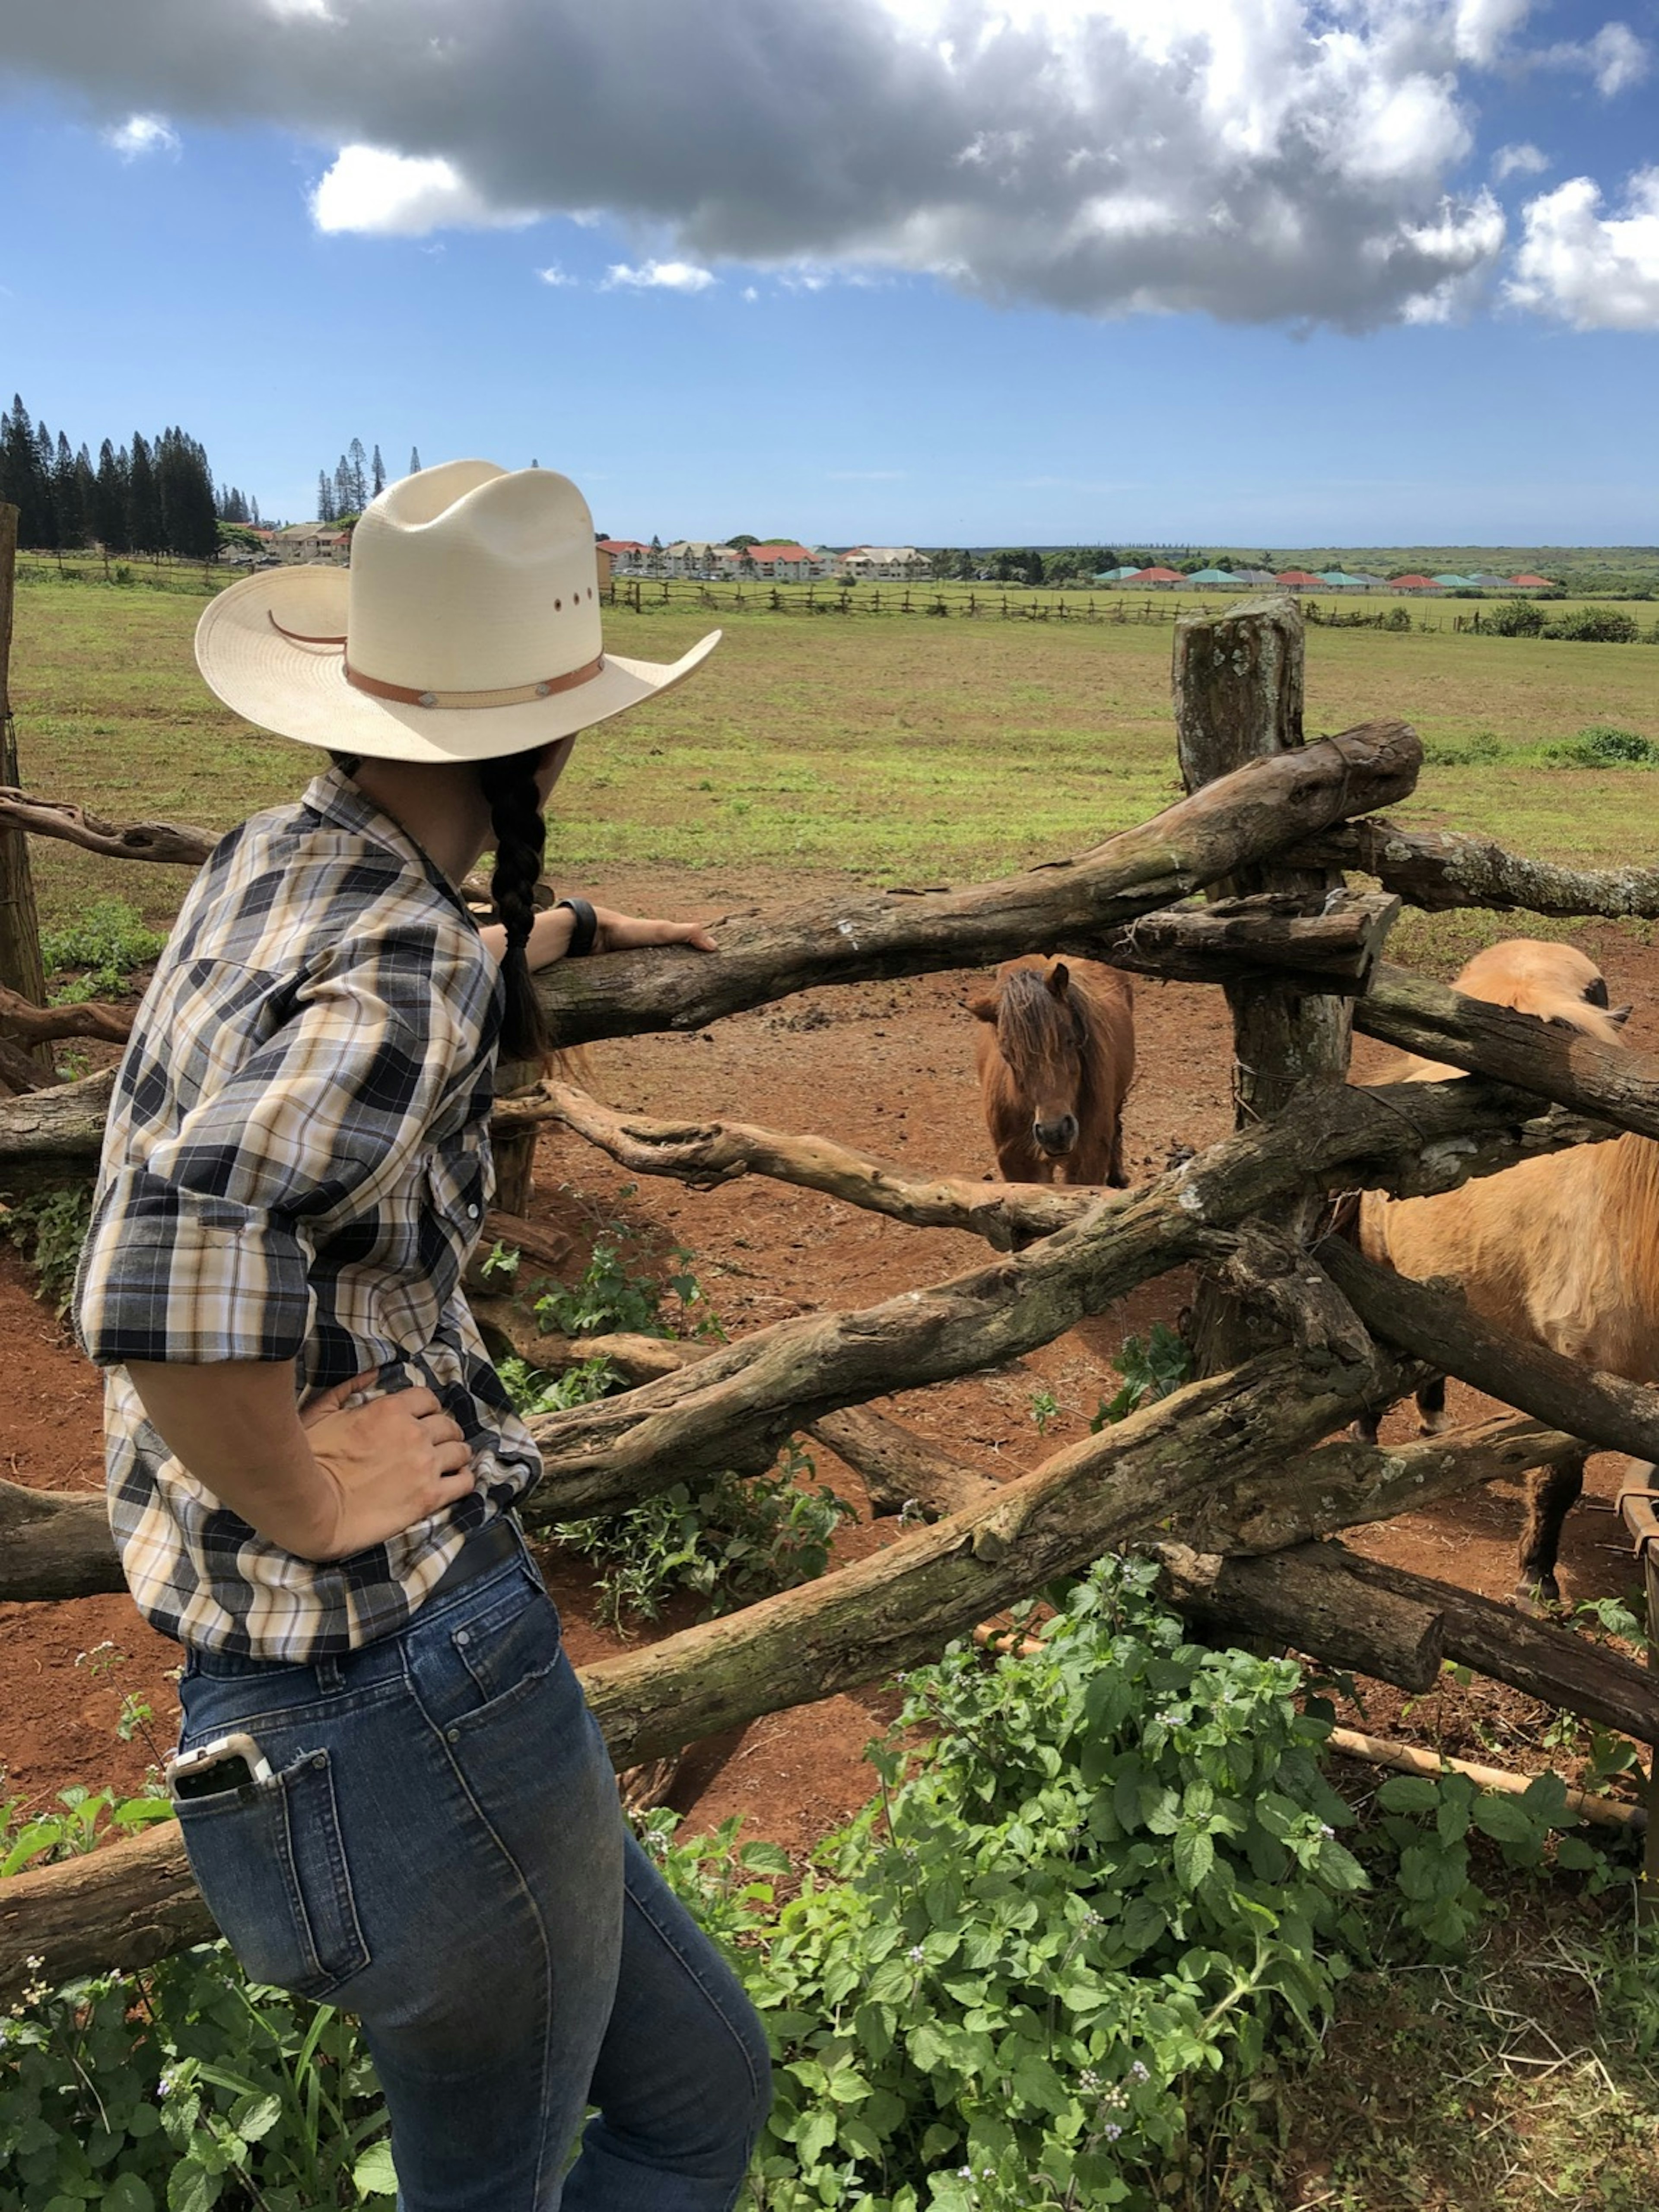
[1357,938,1639,1605]
[969,957,1135,1186]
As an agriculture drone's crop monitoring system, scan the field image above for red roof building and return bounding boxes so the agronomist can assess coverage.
[1272,569,1325,588]
[1509,573,1553,587]
[1389,574,1437,589]
[1132,566,1183,583]
[599,539,649,555]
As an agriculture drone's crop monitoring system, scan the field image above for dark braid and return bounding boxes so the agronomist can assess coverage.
[477,747,552,1065]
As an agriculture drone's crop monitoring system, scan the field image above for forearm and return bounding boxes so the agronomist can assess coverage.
[125,1360,332,1556]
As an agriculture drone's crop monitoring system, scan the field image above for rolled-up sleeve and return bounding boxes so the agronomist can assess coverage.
[76,931,474,1367]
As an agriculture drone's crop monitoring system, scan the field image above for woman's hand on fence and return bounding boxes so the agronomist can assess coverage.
[297,1377,477,1560]
[589,905,718,956]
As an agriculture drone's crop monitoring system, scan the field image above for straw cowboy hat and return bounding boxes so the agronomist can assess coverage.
[194,460,719,763]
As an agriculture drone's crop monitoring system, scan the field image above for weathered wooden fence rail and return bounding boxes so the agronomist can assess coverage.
[4,591,1659,1999]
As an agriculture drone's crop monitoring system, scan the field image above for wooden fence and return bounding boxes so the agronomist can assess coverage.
[4,591,1659,1998]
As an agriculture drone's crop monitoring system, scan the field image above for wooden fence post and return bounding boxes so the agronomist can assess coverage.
[0,504,50,1075]
[1173,593,1354,1370]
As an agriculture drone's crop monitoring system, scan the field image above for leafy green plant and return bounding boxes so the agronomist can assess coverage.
[1364,1766,1622,1955]
[0,1947,395,2210]
[658,1557,1375,2211]
[40,895,165,999]
[0,1779,174,1878]
[1027,1387,1060,1437]
[0,1185,93,1315]
[1542,605,1641,643]
[1548,723,1656,767]
[1421,730,1506,766]
[1091,1322,1192,1430]
[552,1440,855,1633]
[532,1233,725,1341]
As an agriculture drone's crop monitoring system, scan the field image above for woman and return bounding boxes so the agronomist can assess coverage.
[74,461,772,2210]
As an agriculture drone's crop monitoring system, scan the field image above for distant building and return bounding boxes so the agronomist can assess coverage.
[597,539,649,575]
[272,524,351,566]
[1509,572,1555,589]
[1389,574,1437,591]
[1182,566,1240,587]
[836,545,931,582]
[1271,569,1325,590]
[1131,566,1184,587]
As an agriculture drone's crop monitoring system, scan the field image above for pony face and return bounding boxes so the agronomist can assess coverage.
[982,962,1088,1157]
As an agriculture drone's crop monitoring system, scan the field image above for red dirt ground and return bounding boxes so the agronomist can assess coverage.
[3,882,1655,1856]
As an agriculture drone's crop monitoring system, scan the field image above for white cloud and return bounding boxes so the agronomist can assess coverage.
[311,146,537,235]
[105,113,179,160]
[602,260,717,293]
[1493,142,1549,182]
[535,263,574,286]
[1506,168,1659,329]
[741,285,760,303]
[1535,21,1651,97]
[9,0,1635,327]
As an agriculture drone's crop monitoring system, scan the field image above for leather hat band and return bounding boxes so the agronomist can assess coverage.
[268,612,606,710]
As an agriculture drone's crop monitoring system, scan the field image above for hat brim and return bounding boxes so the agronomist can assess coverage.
[194,566,720,763]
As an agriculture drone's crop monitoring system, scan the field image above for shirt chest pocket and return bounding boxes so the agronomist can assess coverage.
[422,1131,491,1297]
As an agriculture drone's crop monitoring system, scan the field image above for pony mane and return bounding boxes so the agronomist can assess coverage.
[997,965,1084,1062]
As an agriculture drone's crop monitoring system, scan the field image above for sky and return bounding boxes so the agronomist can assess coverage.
[0,0,1655,547]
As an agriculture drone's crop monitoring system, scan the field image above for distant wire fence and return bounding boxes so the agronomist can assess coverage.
[9,550,1656,640]
[599,574,1649,638]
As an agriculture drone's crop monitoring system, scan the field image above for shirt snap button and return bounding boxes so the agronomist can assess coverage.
[447,1726,461,1744]
[466,1204,480,1219]
[454,1629,470,1646]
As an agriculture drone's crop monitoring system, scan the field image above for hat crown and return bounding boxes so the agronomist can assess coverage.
[347,461,603,693]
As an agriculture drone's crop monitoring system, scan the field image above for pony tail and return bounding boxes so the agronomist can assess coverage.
[477,748,551,1065]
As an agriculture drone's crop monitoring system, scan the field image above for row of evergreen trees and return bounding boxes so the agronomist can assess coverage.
[0,395,239,558]
[316,440,423,523]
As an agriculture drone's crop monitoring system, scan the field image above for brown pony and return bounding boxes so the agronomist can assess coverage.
[1356,938,1639,1605]
[969,957,1135,1186]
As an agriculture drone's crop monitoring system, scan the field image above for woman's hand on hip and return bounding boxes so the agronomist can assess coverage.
[298,1377,477,1560]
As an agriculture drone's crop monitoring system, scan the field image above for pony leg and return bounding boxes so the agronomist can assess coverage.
[1107,1122,1128,1189]
[1414,1376,1448,1436]
[1516,1452,1586,1610]
[1350,1406,1381,1446]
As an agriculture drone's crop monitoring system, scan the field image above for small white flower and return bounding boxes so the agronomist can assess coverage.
[1129,2059,1150,2082]
[1320,1822,1336,1839]
[1104,2121,1123,2142]
[909,1944,926,1964]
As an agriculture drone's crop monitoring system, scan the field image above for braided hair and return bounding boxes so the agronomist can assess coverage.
[477,746,553,1065]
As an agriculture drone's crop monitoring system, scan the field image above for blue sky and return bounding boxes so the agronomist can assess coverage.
[0,0,1655,546]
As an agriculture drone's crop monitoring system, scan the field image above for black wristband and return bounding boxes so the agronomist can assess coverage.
[556,896,598,958]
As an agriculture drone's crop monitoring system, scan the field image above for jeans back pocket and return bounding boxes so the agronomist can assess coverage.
[174,1747,369,2001]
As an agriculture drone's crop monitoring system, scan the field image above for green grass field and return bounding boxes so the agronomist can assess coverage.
[9,568,1659,945]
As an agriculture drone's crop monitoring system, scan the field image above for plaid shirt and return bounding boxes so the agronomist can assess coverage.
[75,766,540,1661]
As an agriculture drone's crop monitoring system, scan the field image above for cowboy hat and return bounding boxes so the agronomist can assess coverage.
[194,459,719,763]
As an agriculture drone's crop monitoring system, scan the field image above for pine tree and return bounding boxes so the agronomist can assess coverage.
[409,446,422,474]
[73,445,96,545]
[34,419,60,548]
[156,427,218,559]
[371,444,386,498]
[0,397,52,546]
[126,432,164,553]
[334,456,353,519]
[317,470,335,524]
[94,440,129,551]
[53,430,83,548]
[347,438,368,510]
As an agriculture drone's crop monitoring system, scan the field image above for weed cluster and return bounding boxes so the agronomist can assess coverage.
[0,1186,93,1316]
[491,1225,850,1627]
[40,896,165,1001]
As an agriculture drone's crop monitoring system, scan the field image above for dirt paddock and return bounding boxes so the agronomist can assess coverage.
[3,872,1655,1856]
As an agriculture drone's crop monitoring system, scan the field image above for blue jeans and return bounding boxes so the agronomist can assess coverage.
[173,1536,772,2210]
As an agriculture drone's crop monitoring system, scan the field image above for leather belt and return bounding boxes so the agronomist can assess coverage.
[429,1515,524,1600]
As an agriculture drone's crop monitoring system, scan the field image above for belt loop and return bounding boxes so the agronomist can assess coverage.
[315,1655,346,1696]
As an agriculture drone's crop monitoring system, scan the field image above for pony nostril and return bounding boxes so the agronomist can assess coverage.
[1034,1116,1077,1155]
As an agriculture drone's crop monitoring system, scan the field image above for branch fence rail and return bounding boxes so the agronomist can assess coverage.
[3,588,1659,1998]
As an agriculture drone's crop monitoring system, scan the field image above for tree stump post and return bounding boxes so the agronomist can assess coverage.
[0,503,50,1075]
[1172,594,1354,1370]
